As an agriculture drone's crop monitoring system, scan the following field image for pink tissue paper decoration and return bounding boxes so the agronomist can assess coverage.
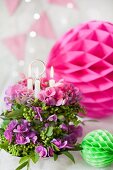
[5,0,20,15]
[46,20,113,118]
[3,34,27,60]
[29,11,56,39]
[48,0,75,7]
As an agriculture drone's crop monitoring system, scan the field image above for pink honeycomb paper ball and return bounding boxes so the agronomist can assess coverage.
[46,21,113,118]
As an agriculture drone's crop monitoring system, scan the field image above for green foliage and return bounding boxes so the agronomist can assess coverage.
[30,152,39,163]
[0,128,4,135]
[19,156,30,164]
[0,140,9,150]
[62,151,75,163]
[16,152,39,170]
[51,143,60,152]
[53,153,58,161]
[1,119,10,129]
[16,161,29,170]
[23,107,35,122]
[46,126,53,137]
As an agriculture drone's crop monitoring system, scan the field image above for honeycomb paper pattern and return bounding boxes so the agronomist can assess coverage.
[81,130,113,167]
[46,21,113,118]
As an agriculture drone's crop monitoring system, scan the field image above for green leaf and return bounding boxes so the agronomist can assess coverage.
[51,144,60,152]
[73,120,81,126]
[12,103,21,110]
[0,141,9,150]
[62,151,75,163]
[0,128,4,135]
[16,161,29,170]
[19,156,29,164]
[30,152,39,163]
[5,110,23,119]
[46,126,53,137]
[53,153,58,161]
[74,144,82,151]
[1,119,10,129]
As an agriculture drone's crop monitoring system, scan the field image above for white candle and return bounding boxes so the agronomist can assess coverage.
[49,66,55,87]
[27,64,33,90]
[34,79,40,98]
[27,78,33,90]
[34,67,40,98]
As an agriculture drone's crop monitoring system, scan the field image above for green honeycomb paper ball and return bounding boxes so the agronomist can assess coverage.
[81,130,113,168]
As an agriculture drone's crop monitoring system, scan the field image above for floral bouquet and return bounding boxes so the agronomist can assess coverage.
[0,77,85,170]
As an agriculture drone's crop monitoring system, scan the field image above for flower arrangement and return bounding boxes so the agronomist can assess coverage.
[0,77,85,170]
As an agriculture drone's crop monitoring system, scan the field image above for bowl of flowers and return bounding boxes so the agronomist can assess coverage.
[0,60,85,170]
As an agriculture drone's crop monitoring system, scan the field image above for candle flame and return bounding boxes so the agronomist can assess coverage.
[50,66,54,78]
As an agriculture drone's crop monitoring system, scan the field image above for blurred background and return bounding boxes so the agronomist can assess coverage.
[0,0,113,93]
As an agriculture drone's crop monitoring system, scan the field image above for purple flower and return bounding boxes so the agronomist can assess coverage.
[35,146,47,158]
[32,107,42,121]
[45,97,56,106]
[60,124,68,131]
[4,130,13,143]
[48,147,54,157]
[45,123,49,128]
[26,131,38,144]
[13,119,30,133]
[13,124,29,133]
[64,125,83,146]
[16,134,30,144]
[51,139,67,149]
[4,120,18,143]
[64,133,77,145]
[8,120,18,130]
[48,114,57,122]
[4,83,34,107]
[68,125,83,137]
[4,97,12,111]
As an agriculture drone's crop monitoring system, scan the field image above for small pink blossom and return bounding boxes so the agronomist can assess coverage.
[35,146,47,157]
[40,77,49,89]
[45,87,56,97]
[48,114,57,122]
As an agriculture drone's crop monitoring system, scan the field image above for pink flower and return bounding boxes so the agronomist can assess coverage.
[45,97,56,106]
[45,87,56,97]
[56,98,63,106]
[40,77,49,89]
[38,80,80,106]
[51,139,68,149]
[18,79,27,87]
[38,91,46,101]
[48,147,54,157]
[48,114,57,122]
[35,146,47,157]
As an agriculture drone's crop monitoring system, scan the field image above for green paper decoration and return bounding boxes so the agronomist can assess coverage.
[81,130,113,168]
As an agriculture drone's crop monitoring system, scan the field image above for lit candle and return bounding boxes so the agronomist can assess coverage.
[34,68,40,98]
[49,66,55,87]
[27,64,33,90]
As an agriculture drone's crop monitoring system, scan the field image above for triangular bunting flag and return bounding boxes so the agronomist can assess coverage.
[3,34,27,60]
[30,11,56,39]
[48,0,75,7]
[5,0,20,15]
